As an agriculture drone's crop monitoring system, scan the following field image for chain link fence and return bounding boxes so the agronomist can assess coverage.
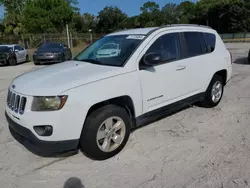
[1,32,250,57]
[0,32,105,57]
[220,33,250,43]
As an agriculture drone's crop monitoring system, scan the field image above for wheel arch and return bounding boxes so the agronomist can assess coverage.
[214,69,227,85]
[85,95,136,128]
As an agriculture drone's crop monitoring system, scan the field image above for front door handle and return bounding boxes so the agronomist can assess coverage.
[176,65,186,71]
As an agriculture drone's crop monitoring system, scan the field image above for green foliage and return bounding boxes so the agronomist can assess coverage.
[96,6,127,33]
[22,0,75,33]
[1,0,250,34]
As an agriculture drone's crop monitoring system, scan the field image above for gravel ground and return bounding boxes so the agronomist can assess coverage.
[1,43,250,188]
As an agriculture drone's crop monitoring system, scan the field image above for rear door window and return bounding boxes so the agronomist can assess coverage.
[183,32,203,58]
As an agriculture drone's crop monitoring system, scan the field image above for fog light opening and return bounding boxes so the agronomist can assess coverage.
[33,125,53,136]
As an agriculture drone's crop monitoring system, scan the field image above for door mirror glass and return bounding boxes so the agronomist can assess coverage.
[143,52,162,66]
[14,49,19,52]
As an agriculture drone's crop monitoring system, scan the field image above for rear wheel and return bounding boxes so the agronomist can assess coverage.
[200,75,224,108]
[25,55,29,62]
[80,105,131,160]
[61,54,65,62]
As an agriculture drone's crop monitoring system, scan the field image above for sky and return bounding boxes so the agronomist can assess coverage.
[0,6,4,18]
[0,0,197,18]
[79,0,192,16]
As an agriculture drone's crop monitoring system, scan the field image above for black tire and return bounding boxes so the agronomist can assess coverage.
[61,54,65,62]
[80,105,131,160]
[26,55,29,62]
[201,74,224,108]
[34,61,40,65]
[9,58,17,66]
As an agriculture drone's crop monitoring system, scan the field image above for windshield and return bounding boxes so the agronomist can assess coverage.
[0,46,11,52]
[74,34,145,67]
[40,43,63,49]
[100,43,118,50]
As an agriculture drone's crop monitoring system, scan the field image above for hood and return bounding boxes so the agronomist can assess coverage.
[36,48,62,53]
[11,60,127,96]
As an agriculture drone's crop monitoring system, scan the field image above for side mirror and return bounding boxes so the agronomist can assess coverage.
[14,49,19,52]
[142,52,162,66]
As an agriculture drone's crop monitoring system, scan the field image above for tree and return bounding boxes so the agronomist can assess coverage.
[140,1,160,13]
[22,0,76,33]
[122,16,140,29]
[138,1,161,27]
[178,1,196,24]
[0,0,27,34]
[96,6,127,33]
[161,3,181,25]
[82,13,97,31]
[193,0,250,33]
[0,20,4,35]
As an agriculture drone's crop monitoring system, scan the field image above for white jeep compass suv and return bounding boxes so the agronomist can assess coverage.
[5,25,232,160]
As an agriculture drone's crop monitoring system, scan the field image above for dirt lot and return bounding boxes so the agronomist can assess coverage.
[1,43,250,188]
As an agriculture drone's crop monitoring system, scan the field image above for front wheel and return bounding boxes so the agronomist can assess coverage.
[61,54,65,62]
[80,105,131,160]
[9,58,17,66]
[200,75,224,108]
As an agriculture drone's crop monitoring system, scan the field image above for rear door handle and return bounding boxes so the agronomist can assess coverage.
[176,65,186,71]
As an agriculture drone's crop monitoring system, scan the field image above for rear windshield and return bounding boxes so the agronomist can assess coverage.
[40,43,63,49]
[0,46,11,52]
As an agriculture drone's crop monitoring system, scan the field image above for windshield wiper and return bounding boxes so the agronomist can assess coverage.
[76,58,103,65]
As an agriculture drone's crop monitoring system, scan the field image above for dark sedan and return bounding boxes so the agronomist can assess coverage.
[0,46,17,66]
[33,42,72,65]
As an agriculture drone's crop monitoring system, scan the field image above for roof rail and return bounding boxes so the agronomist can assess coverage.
[160,24,212,29]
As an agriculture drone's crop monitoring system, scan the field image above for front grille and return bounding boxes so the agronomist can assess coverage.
[7,90,27,115]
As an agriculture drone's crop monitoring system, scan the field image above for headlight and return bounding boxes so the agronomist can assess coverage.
[31,96,68,111]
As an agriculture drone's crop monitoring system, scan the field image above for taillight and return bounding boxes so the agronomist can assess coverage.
[229,51,233,64]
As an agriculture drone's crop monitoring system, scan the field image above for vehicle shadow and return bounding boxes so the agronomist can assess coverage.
[64,177,85,188]
[8,126,79,158]
[233,57,249,65]
[0,60,31,67]
[131,104,192,133]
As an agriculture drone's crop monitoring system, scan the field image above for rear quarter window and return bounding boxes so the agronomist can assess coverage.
[203,33,216,53]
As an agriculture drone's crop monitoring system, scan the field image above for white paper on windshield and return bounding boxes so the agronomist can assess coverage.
[126,35,146,40]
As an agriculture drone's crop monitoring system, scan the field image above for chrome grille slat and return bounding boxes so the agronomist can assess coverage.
[6,90,27,115]
[15,95,20,113]
[11,93,15,110]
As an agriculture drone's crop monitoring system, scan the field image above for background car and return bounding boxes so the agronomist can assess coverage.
[0,46,17,66]
[0,44,29,65]
[33,42,72,65]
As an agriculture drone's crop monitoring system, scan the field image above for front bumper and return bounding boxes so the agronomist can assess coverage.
[0,58,7,65]
[5,111,79,153]
[33,54,62,64]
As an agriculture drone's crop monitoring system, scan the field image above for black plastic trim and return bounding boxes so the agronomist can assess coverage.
[135,93,205,128]
[5,111,79,152]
